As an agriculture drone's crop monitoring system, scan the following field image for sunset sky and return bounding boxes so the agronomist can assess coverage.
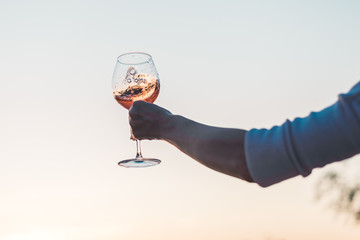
[1,0,360,239]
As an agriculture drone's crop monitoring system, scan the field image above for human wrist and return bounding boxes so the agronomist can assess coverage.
[159,114,183,141]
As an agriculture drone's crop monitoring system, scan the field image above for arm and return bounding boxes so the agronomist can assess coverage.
[246,82,360,187]
[129,81,360,187]
[129,101,253,182]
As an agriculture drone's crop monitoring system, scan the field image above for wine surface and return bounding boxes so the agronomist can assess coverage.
[113,73,160,109]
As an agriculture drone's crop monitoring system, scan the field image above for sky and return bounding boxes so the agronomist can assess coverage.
[1,0,360,239]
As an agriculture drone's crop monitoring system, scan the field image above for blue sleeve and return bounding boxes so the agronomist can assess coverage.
[245,81,360,187]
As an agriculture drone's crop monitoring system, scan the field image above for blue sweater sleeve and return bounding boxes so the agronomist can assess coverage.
[245,81,360,187]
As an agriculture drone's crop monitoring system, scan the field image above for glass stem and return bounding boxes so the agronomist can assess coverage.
[135,140,143,159]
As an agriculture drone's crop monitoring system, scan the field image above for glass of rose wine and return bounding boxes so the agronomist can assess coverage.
[112,52,161,167]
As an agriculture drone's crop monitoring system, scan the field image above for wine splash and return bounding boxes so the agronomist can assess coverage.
[113,67,160,109]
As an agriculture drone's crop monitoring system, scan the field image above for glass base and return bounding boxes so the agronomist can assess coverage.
[118,158,161,168]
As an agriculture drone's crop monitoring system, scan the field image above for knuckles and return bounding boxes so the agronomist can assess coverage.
[127,101,163,140]
[129,101,147,118]
[131,100,146,109]
[129,118,140,129]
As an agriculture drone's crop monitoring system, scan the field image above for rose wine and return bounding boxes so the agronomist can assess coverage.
[113,72,160,109]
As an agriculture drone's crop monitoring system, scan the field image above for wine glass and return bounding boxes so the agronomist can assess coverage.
[112,52,161,168]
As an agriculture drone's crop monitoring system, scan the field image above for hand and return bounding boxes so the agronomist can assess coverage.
[129,101,252,182]
[129,101,173,140]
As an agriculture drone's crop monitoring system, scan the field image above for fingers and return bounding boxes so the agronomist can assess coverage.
[130,119,158,140]
[128,100,173,140]
[129,101,158,140]
[129,100,146,119]
[130,100,172,118]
